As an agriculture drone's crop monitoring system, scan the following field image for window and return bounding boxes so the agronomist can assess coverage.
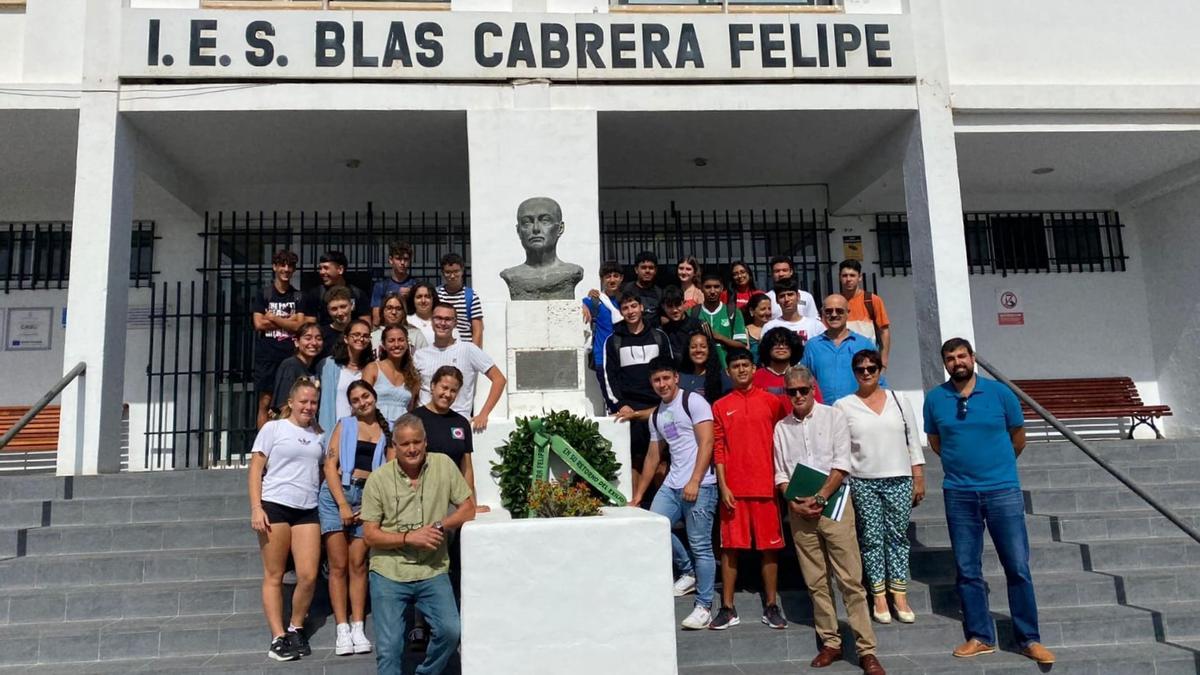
[873,214,911,275]
[0,221,158,292]
[873,211,1126,277]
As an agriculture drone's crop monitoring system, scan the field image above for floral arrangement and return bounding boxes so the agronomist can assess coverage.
[527,476,604,518]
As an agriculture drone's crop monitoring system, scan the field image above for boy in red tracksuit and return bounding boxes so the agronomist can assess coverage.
[710,348,790,631]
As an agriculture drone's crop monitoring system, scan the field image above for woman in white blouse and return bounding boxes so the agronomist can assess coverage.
[834,349,925,625]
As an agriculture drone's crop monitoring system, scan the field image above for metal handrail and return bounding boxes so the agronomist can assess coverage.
[0,361,85,451]
[975,355,1200,546]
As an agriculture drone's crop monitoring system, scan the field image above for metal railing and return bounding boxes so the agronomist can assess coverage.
[976,355,1200,546]
[0,361,85,451]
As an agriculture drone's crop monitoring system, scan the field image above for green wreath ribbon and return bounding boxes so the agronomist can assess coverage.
[527,417,627,516]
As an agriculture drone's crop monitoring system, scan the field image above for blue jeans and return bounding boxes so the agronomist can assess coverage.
[944,487,1040,647]
[369,572,460,675]
[650,484,718,609]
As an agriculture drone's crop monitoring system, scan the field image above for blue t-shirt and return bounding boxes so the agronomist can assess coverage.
[923,376,1024,491]
[799,330,884,404]
[371,276,420,308]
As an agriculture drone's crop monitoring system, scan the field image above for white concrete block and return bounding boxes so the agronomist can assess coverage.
[505,390,545,417]
[461,507,677,675]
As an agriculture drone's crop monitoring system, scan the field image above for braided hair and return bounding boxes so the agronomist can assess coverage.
[345,379,391,448]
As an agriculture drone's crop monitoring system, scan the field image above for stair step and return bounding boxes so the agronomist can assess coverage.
[922,458,1200,488]
[0,579,266,625]
[0,548,262,590]
[21,519,254,556]
[0,612,381,667]
[0,493,249,529]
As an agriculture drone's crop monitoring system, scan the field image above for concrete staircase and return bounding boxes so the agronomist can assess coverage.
[677,438,1200,674]
[0,439,1199,673]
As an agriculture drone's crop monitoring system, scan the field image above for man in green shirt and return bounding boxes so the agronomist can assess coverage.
[361,414,476,675]
[691,273,748,366]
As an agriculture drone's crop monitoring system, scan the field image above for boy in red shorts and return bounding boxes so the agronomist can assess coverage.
[711,348,790,630]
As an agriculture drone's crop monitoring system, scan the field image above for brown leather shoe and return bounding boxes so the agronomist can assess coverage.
[859,653,886,675]
[952,638,996,658]
[810,645,843,668]
[1021,642,1056,664]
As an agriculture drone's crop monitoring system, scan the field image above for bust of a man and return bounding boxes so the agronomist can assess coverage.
[500,197,585,301]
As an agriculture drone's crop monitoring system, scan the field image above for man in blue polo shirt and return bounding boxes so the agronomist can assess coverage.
[800,294,883,404]
[923,337,1054,666]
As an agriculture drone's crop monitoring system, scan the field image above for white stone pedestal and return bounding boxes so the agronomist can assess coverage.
[505,299,590,417]
[460,507,678,675]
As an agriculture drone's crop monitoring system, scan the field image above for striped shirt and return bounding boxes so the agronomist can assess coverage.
[436,286,483,343]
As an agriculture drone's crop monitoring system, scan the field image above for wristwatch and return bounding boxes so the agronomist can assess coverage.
[812,494,828,507]
[433,521,445,532]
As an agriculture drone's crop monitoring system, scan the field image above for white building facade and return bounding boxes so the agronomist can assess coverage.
[1,0,1198,475]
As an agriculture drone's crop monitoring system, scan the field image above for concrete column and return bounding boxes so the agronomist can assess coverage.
[57,0,135,475]
[902,0,973,390]
[466,103,600,418]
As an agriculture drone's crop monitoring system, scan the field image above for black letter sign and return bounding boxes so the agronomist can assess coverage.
[245,21,275,67]
[315,21,346,67]
[189,19,217,67]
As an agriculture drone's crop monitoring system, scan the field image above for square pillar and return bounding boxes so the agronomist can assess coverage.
[57,95,135,475]
[466,107,600,417]
[902,0,973,390]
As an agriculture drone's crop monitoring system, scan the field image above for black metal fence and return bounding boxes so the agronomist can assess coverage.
[0,221,157,293]
[600,204,836,301]
[874,211,1127,278]
[143,207,470,469]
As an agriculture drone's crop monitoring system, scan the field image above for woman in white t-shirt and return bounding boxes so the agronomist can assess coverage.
[248,377,325,662]
[833,349,925,626]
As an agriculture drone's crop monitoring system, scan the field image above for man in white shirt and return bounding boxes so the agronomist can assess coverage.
[762,278,827,344]
[772,365,883,675]
[765,256,818,321]
[632,357,719,631]
[414,302,507,431]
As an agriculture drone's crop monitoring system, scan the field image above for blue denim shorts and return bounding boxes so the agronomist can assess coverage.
[317,481,365,538]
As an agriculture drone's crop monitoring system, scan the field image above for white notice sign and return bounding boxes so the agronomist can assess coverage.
[6,307,53,351]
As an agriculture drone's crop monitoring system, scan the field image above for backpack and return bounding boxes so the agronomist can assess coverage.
[652,390,695,439]
[464,287,475,323]
[864,290,880,343]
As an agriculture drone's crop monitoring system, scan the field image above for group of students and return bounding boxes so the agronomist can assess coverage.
[247,242,504,672]
[590,253,1054,673]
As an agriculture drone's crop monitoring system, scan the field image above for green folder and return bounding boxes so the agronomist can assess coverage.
[784,462,847,520]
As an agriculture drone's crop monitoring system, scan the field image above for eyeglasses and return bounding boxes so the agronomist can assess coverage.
[823,308,847,316]
[854,365,880,376]
[348,332,371,341]
[956,397,969,420]
[786,386,813,397]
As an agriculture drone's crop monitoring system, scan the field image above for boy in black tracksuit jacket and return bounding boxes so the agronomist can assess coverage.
[603,294,674,485]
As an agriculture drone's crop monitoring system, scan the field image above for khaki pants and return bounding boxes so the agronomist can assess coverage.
[788,499,877,656]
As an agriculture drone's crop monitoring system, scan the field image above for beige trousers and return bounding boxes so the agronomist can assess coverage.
[788,499,878,656]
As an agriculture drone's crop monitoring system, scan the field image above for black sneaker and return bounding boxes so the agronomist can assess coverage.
[288,628,312,657]
[762,603,788,629]
[268,635,298,662]
[708,606,740,630]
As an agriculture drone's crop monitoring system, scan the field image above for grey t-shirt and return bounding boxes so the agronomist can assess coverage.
[648,391,717,490]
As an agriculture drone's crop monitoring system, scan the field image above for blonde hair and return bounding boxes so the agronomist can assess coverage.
[276,376,320,428]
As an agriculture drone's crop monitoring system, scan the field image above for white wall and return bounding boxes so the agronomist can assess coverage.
[0,13,25,82]
[943,0,1200,87]
[21,0,85,84]
[1129,181,1200,435]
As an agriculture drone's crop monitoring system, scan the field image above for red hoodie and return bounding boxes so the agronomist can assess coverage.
[713,386,790,498]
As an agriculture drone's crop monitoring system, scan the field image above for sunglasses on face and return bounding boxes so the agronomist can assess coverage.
[854,365,880,376]
[956,397,969,420]
[823,308,847,316]
[786,386,813,397]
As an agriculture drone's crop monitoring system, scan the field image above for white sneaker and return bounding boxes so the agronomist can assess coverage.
[350,621,373,654]
[681,606,712,630]
[672,574,697,597]
[334,623,353,656]
[282,570,298,585]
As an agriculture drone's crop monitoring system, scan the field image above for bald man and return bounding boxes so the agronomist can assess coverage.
[799,294,885,404]
[500,196,585,301]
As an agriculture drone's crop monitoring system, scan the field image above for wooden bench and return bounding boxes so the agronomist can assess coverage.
[1011,377,1171,439]
[0,405,60,452]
